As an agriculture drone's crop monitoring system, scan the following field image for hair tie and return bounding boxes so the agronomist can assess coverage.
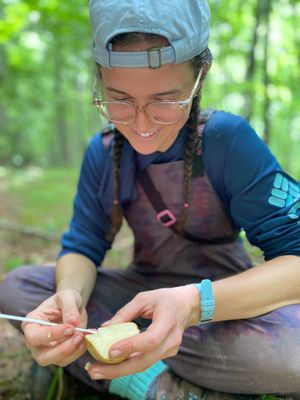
[183,203,190,209]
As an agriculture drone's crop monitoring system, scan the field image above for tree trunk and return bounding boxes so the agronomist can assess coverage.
[243,0,261,121]
[261,0,272,144]
[52,31,70,165]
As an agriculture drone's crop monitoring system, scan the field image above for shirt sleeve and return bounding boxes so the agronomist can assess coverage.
[58,133,113,266]
[203,111,300,260]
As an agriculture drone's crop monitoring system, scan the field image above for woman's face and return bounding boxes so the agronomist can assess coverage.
[100,62,196,155]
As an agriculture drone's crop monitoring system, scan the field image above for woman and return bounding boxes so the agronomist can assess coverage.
[1,1,300,399]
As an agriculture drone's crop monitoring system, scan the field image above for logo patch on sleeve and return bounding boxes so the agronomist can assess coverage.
[268,173,300,220]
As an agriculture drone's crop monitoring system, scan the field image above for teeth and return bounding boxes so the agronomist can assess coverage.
[137,131,155,138]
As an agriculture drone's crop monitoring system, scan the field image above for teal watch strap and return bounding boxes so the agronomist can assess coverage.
[194,279,215,323]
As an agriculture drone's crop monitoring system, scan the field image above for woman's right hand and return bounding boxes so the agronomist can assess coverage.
[22,288,87,367]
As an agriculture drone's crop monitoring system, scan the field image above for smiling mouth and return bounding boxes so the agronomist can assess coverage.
[137,131,155,138]
[132,130,158,141]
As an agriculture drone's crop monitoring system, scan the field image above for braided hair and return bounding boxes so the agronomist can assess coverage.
[95,34,212,242]
[105,129,124,242]
[178,48,212,230]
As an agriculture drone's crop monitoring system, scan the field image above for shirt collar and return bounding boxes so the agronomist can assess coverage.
[135,124,188,170]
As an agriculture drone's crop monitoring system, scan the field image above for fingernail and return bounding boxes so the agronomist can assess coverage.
[91,373,104,380]
[84,362,91,371]
[64,328,74,336]
[47,332,52,339]
[110,349,122,358]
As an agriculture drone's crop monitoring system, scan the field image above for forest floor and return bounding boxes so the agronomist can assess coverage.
[0,167,278,400]
[0,167,131,399]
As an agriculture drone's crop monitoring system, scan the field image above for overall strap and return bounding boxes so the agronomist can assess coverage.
[138,168,238,245]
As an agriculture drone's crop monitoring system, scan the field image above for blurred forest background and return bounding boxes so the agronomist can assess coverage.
[0,0,299,399]
[0,0,299,271]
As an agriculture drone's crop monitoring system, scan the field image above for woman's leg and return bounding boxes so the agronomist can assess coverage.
[166,305,300,397]
[1,265,300,397]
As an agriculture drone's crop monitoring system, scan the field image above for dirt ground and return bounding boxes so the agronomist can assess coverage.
[0,319,32,400]
[0,189,130,399]
[0,227,132,400]
[0,318,122,400]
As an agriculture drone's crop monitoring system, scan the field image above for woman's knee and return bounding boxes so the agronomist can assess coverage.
[170,313,300,394]
[0,266,31,310]
[0,265,55,316]
[274,343,300,394]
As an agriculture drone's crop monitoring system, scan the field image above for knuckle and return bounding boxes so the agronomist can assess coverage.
[135,291,146,301]
[169,346,179,357]
[24,334,38,348]
[173,333,183,348]
[24,337,33,349]
[36,354,48,367]
[59,345,72,358]
[115,308,127,319]
[148,333,160,348]
[120,339,134,354]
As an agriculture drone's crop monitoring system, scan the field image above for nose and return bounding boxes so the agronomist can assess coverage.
[131,104,154,132]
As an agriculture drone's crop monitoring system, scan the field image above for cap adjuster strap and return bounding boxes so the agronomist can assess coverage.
[107,42,113,68]
[147,47,162,69]
[104,45,175,68]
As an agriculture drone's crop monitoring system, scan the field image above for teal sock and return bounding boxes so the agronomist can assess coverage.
[108,360,169,400]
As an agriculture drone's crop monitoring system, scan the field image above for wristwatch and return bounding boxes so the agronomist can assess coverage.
[194,279,215,323]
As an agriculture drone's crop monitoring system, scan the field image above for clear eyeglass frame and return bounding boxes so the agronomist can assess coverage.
[93,67,203,125]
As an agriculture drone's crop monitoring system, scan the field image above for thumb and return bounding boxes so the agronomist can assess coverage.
[57,289,82,326]
[102,295,145,327]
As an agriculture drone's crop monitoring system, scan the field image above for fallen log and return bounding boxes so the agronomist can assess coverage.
[0,220,60,242]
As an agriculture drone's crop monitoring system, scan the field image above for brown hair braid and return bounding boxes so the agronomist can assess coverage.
[105,128,124,242]
[178,94,200,230]
[96,34,212,242]
[177,48,212,230]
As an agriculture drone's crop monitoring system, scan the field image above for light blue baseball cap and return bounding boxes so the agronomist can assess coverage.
[89,0,210,69]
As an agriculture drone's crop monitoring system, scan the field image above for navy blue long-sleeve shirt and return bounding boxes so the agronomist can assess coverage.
[59,111,300,266]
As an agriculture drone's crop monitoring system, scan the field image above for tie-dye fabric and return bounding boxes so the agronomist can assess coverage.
[1,265,300,397]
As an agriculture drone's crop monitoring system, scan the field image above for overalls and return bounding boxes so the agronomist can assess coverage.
[1,125,300,398]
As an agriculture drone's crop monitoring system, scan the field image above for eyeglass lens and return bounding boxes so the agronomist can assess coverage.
[100,102,184,124]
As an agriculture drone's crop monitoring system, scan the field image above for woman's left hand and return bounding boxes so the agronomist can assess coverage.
[85,285,200,380]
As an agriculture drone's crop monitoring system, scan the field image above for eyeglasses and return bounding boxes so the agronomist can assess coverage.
[93,68,203,125]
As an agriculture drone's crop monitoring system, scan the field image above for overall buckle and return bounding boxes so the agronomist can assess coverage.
[156,209,177,227]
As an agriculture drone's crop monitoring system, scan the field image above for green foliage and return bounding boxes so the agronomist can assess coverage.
[1,167,133,270]
[4,256,24,272]
[0,0,299,178]
[6,167,78,231]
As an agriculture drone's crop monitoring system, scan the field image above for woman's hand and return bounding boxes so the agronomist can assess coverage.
[86,285,200,380]
[22,288,88,367]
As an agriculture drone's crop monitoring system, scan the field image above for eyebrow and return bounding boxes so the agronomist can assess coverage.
[105,87,182,96]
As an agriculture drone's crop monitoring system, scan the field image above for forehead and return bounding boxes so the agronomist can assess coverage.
[100,62,194,97]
